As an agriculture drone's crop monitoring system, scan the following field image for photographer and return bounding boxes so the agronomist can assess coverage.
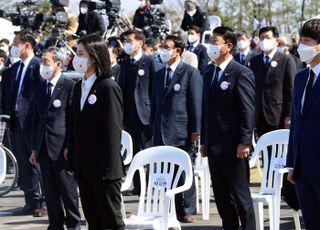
[181,0,210,34]
[76,0,106,37]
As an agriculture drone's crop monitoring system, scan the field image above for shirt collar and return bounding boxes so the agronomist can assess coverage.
[82,73,97,89]
[21,54,34,68]
[240,47,250,56]
[167,58,181,72]
[189,41,199,48]
[311,62,320,77]
[217,55,233,72]
[132,50,143,62]
[47,72,62,87]
[264,48,277,61]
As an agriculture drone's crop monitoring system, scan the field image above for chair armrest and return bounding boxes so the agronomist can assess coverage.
[277,168,289,175]
[249,150,259,168]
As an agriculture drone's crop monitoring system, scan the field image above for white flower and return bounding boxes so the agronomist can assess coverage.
[88,94,97,105]
[220,81,231,90]
[53,99,61,108]
[138,69,145,76]
[271,60,278,68]
[174,84,181,92]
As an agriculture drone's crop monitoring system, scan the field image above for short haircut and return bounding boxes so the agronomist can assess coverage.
[78,34,113,79]
[259,26,280,38]
[0,49,8,63]
[44,46,66,64]
[300,18,320,43]
[236,30,251,40]
[14,30,37,49]
[122,29,146,44]
[212,26,237,50]
[108,45,118,56]
[0,38,10,45]
[165,35,185,55]
[187,25,201,34]
[144,38,158,48]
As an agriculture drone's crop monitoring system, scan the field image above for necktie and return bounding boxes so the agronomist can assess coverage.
[188,45,194,52]
[165,67,172,88]
[12,62,24,109]
[265,56,270,69]
[303,69,315,114]
[211,66,221,87]
[130,58,136,65]
[241,54,246,65]
[47,82,53,102]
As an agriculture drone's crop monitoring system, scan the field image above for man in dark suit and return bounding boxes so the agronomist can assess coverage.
[108,46,120,80]
[186,25,209,72]
[234,30,258,67]
[117,29,155,195]
[181,0,209,33]
[4,31,45,216]
[151,35,202,223]
[287,18,320,229]
[250,26,296,136]
[201,26,256,230]
[29,47,80,229]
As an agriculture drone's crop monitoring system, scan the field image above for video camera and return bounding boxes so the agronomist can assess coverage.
[142,7,169,40]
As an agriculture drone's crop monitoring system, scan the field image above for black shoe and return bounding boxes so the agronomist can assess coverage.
[11,204,36,216]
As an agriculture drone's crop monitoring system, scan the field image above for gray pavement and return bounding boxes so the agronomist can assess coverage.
[0,185,304,230]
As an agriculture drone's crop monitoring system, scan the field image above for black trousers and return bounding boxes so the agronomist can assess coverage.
[208,153,255,230]
[78,175,125,230]
[124,110,151,193]
[11,118,43,208]
[38,145,80,230]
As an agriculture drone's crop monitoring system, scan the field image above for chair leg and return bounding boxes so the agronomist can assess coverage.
[268,201,275,230]
[293,211,301,230]
[203,171,210,220]
[253,202,264,230]
[200,173,206,219]
[195,175,200,213]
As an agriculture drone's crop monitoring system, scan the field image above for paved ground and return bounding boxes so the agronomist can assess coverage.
[0,185,304,230]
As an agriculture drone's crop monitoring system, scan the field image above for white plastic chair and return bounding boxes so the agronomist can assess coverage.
[121,146,193,230]
[249,129,300,230]
[0,147,6,183]
[194,140,210,220]
[121,130,133,166]
[201,30,212,49]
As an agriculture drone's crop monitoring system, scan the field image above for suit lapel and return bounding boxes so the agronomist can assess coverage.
[137,54,147,85]
[303,72,320,115]
[80,77,102,117]
[20,57,36,94]
[46,76,64,112]
[164,61,183,98]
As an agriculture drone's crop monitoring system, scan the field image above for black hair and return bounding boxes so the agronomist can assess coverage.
[187,25,201,34]
[144,38,159,48]
[300,18,320,43]
[78,34,113,79]
[0,38,10,45]
[108,45,118,56]
[14,30,37,49]
[164,35,185,55]
[0,50,8,63]
[259,26,280,38]
[122,29,146,44]
[212,26,237,50]
[236,30,251,40]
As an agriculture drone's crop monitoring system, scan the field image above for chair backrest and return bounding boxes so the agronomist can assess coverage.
[121,130,133,166]
[201,30,212,49]
[0,147,6,183]
[122,146,193,217]
[207,15,222,31]
[250,129,290,194]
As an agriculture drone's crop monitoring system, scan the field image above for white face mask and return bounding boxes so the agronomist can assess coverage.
[72,55,89,73]
[40,65,54,80]
[10,57,20,64]
[124,42,135,55]
[159,49,172,63]
[237,40,250,50]
[297,43,320,64]
[187,34,198,44]
[80,7,88,14]
[207,44,221,60]
[277,47,285,53]
[259,38,275,52]
[10,45,21,58]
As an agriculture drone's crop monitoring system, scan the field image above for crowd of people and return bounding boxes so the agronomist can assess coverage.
[0,0,320,230]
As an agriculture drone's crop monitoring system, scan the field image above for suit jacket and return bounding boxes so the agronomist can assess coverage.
[6,57,42,148]
[77,11,105,36]
[32,75,75,161]
[117,53,155,125]
[151,61,202,147]
[68,77,125,180]
[233,49,258,67]
[250,51,296,126]
[1,67,12,114]
[287,68,320,180]
[201,60,256,156]
[191,43,209,73]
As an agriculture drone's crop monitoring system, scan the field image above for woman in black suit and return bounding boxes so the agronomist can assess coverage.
[67,34,125,230]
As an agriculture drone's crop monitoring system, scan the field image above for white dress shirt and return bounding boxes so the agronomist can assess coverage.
[81,73,97,111]
[165,58,181,85]
[263,48,277,64]
[213,55,233,82]
[47,72,62,96]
